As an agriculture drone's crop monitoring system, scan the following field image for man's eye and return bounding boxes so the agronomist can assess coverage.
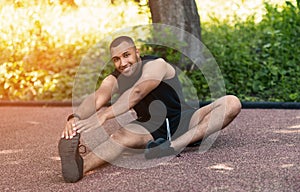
[113,58,119,62]
[124,53,130,57]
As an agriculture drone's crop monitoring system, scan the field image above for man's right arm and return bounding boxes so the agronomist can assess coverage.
[62,75,118,139]
[73,75,118,119]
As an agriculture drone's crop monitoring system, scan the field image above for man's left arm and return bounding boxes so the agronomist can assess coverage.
[100,58,168,122]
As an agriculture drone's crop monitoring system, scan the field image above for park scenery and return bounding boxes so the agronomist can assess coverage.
[0,0,299,102]
[0,1,299,192]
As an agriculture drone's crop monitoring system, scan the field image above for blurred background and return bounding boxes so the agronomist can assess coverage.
[0,0,299,102]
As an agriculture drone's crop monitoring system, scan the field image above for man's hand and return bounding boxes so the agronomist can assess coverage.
[73,113,107,134]
[61,117,79,139]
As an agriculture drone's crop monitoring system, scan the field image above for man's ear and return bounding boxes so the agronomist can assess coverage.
[135,48,140,57]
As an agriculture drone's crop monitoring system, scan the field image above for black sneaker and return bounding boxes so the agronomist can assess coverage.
[58,134,83,183]
[144,138,178,159]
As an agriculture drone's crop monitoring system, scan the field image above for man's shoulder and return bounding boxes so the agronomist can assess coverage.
[141,55,169,67]
[141,55,160,61]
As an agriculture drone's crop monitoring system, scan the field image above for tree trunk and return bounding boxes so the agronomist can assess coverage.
[149,0,202,70]
[149,0,201,41]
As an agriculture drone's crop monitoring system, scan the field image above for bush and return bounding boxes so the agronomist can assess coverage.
[200,1,300,101]
[0,0,149,101]
[0,61,75,100]
[1,1,299,102]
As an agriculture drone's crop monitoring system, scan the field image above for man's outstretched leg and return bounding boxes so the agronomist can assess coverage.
[83,125,153,173]
[58,135,122,183]
[59,124,153,182]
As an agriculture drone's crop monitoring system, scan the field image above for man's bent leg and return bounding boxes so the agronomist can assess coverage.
[171,95,241,151]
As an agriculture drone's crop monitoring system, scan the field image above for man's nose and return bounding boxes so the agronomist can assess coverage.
[120,57,128,66]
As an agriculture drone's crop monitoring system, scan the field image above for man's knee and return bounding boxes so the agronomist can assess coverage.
[225,95,242,117]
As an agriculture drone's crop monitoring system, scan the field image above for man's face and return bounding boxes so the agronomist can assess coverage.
[110,41,141,77]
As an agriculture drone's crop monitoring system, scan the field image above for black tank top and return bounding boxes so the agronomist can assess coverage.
[111,55,193,122]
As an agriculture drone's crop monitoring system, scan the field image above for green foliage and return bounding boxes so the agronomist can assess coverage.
[0,0,148,101]
[0,61,75,100]
[138,27,225,102]
[1,1,299,102]
[200,1,300,101]
[138,27,187,66]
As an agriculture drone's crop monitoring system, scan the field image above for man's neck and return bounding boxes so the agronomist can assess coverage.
[131,57,142,78]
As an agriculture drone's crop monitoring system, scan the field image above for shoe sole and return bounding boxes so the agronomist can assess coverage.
[58,134,83,183]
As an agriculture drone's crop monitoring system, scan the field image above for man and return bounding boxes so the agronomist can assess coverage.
[58,36,241,183]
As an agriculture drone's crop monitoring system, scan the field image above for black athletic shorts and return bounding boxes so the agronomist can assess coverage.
[131,109,197,141]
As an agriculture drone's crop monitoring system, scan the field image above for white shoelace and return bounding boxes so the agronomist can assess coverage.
[166,118,171,141]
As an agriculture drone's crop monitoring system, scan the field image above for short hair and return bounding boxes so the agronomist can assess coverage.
[109,36,135,50]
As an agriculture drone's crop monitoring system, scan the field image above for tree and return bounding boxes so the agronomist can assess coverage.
[148,0,202,70]
[149,0,201,40]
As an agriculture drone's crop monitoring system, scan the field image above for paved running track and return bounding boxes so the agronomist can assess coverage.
[0,106,299,192]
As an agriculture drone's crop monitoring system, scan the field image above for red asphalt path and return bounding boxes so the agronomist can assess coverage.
[0,106,299,192]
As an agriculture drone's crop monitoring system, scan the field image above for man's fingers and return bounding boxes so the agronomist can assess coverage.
[71,115,102,134]
[74,120,84,131]
[61,126,69,139]
[60,123,76,139]
[76,121,91,133]
[75,120,98,133]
